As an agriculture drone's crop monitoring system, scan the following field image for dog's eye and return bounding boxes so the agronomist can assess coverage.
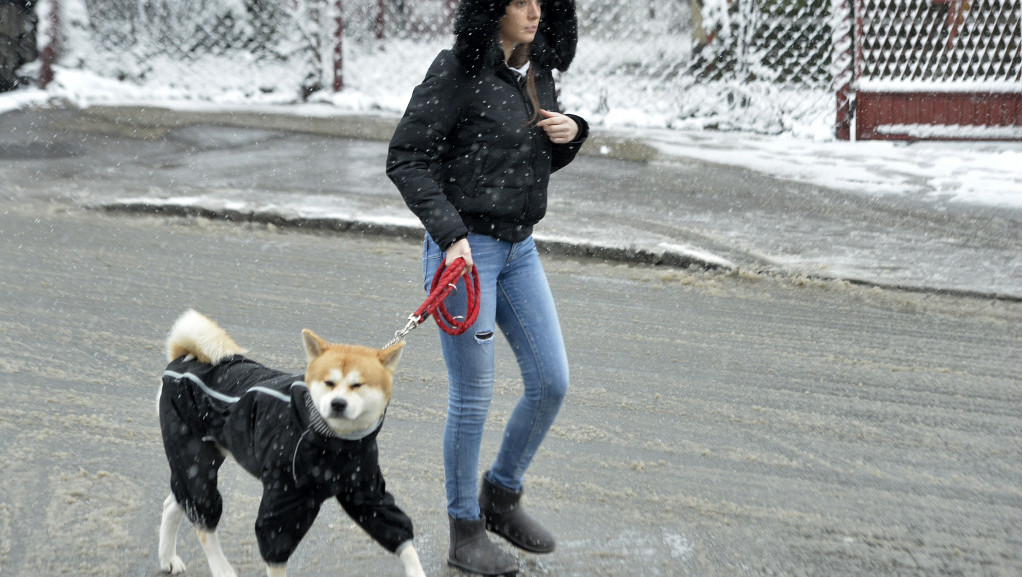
[350,383,363,390]
[324,380,336,389]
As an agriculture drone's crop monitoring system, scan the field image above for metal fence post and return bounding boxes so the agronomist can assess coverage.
[333,0,343,91]
[39,0,59,88]
[375,0,385,41]
[832,0,854,140]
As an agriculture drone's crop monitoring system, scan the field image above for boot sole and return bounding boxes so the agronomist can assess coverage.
[447,558,519,576]
[485,522,556,554]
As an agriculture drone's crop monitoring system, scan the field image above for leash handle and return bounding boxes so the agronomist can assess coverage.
[419,257,480,336]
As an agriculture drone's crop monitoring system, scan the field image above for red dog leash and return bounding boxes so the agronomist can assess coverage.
[386,257,481,347]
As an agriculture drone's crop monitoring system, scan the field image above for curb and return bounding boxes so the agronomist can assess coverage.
[96,201,731,271]
[96,200,1022,303]
[81,104,715,270]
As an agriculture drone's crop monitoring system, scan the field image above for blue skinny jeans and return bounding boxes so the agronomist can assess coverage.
[422,233,569,520]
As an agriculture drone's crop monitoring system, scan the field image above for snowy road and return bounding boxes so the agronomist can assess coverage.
[1,204,1020,576]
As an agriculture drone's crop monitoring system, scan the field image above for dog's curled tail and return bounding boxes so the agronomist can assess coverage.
[166,309,247,365]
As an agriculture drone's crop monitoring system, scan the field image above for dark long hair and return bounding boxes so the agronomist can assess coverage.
[508,43,542,125]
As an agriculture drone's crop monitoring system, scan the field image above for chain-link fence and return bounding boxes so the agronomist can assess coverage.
[51,0,328,100]
[37,0,849,136]
[856,0,1021,85]
[1,0,38,90]
[564,0,842,135]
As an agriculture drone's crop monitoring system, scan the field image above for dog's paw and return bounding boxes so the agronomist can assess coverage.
[208,559,238,577]
[399,545,426,577]
[403,566,426,577]
[160,555,186,574]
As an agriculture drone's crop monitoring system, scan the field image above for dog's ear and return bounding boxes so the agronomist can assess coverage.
[302,329,329,363]
[378,341,405,375]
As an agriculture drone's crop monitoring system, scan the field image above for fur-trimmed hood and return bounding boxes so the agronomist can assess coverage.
[453,0,577,75]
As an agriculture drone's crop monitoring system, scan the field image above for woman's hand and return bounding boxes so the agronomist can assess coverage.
[445,237,474,275]
[538,109,579,144]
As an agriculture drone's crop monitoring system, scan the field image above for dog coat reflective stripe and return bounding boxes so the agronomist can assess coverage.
[160,355,414,563]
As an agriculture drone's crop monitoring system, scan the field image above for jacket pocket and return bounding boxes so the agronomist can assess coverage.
[466,145,488,195]
[444,145,488,196]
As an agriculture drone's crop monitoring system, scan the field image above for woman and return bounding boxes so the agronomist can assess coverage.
[387,1,586,575]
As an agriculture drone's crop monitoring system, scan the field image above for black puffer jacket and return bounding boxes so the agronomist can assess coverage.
[386,0,588,250]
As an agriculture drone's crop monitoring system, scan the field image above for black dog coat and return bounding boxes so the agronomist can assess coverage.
[160,354,414,565]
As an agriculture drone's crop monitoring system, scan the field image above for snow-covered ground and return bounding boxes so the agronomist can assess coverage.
[637,127,1022,210]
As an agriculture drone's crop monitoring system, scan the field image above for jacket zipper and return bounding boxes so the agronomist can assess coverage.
[512,72,538,222]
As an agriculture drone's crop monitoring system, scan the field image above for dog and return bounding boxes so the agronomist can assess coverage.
[156,309,426,577]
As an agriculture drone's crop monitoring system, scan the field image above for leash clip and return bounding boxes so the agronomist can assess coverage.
[384,315,422,349]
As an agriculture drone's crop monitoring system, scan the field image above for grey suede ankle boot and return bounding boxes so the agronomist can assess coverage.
[479,473,556,554]
[448,515,518,576]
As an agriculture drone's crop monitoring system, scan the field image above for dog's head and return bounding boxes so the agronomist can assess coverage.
[301,329,405,438]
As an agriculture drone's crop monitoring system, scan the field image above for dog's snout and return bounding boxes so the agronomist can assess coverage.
[330,398,348,415]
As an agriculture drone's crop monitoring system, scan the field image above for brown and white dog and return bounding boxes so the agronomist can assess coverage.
[156,310,425,577]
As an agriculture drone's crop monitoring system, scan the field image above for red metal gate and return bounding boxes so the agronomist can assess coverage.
[850,0,1021,140]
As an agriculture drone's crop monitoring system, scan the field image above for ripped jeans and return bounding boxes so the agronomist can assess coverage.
[423,233,569,520]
